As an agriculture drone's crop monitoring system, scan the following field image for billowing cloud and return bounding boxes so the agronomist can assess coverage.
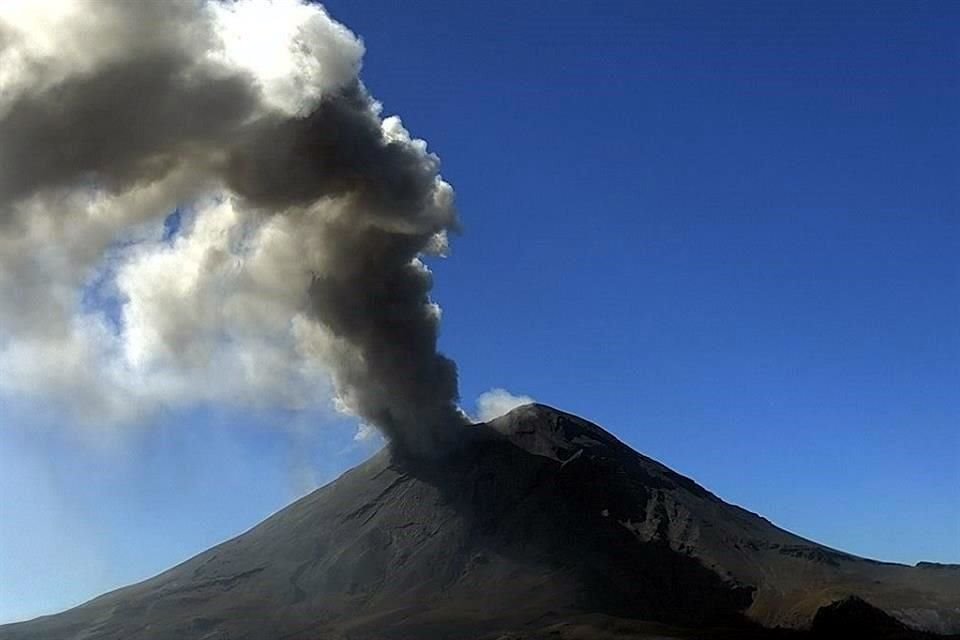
[0,0,465,456]
[475,388,536,422]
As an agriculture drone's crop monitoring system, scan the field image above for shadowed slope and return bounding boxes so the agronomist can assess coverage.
[488,405,960,634]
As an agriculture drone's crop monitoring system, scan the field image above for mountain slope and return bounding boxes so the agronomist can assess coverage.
[488,405,960,634]
[2,404,957,639]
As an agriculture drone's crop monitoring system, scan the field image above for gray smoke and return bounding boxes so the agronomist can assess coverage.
[0,0,466,455]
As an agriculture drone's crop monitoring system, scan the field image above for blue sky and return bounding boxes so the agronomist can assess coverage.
[1,0,958,623]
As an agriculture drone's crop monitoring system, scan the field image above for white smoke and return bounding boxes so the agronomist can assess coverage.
[475,388,536,422]
[0,0,464,455]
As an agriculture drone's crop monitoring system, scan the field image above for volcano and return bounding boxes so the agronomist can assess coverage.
[2,404,958,639]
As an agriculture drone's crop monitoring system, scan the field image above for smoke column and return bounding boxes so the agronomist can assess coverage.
[0,0,466,456]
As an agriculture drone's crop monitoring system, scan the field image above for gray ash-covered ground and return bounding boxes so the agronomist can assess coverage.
[2,404,957,640]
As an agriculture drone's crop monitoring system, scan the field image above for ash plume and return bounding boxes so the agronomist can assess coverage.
[0,0,466,455]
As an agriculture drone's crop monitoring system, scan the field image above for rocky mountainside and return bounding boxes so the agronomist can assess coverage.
[2,404,957,639]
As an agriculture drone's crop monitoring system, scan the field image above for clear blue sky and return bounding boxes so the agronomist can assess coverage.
[1,0,957,624]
